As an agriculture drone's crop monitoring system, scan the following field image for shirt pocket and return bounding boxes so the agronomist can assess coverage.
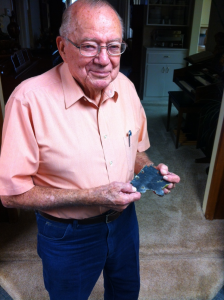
[123,129,140,173]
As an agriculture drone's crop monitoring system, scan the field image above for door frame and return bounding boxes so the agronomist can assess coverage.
[202,90,224,219]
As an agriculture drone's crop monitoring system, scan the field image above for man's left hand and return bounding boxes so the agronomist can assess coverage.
[155,163,180,194]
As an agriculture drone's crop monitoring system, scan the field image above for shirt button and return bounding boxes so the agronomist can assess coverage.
[109,161,113,166]
[104,135,107,139]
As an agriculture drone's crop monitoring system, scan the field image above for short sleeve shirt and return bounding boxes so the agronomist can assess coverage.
[0,63,150,219]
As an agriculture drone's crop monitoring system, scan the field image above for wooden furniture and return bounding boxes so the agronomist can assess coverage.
[170,58,223,153]
[144,1,194,49]
[167,91,202,148]
[173,62,222,102]
[205,119,224,220]
[142,48,187,104]
[146,0,192,27]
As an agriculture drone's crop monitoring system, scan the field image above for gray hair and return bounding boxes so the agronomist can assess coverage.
[59,0,124,38]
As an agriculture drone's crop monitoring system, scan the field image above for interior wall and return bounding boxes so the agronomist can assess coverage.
[201,0,212,27]
[188,0,203,55]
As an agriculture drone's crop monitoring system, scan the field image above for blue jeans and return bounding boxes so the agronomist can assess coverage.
[213,286,224,300]
[35,203,140,300]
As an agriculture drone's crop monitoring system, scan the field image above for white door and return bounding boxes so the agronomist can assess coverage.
[144,64,165,97]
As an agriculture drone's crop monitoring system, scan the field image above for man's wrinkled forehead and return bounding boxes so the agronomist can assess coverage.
[69,3,122,39]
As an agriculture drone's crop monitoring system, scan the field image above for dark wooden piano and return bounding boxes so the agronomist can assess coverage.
[168,51,224,157]
[171,52,224,220]
[173,57,223,103]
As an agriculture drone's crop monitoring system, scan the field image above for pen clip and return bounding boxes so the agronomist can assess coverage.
[128,130,132,147]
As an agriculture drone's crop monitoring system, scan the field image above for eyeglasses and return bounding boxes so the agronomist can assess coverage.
[62,37,127,57]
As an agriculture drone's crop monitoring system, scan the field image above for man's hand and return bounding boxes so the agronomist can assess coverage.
[1,182,141,212]
[93,182,141,212]
[155,163,180,194]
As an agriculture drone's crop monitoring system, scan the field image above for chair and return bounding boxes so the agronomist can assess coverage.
[167,91,202,149]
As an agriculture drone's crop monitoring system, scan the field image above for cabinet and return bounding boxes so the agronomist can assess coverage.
[147,1,192,26]
[143,48,188,103]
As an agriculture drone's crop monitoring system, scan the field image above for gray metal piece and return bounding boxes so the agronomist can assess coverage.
[131,165,169,196]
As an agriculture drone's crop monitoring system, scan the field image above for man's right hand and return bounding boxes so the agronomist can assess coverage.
[92,182,141,212]
[1,182,141,212]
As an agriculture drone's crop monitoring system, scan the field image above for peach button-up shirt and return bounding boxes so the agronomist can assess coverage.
[0,63,150,219]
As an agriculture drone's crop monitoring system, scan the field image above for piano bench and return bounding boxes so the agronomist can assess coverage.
[167,91,202,149]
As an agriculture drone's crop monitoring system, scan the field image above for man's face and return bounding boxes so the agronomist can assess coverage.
[57,5,122,97]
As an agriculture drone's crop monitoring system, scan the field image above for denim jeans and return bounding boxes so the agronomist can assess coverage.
[35,203,140,300]
[213,286,224,300]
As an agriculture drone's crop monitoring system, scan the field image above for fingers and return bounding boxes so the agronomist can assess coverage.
[163,182,177,195]
[166,183,175,189]
[163,172,180,183]
[118,186,141,204]
[153,163,180,196]
[156,163,168,175]
[163,188,171,194]
[98,182,141,211]
[155,163,180,184]
[121,183,138,194]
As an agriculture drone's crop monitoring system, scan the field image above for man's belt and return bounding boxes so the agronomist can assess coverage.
[38,210,122,225]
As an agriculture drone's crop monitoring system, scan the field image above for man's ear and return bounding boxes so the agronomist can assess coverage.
[56,36,67,63]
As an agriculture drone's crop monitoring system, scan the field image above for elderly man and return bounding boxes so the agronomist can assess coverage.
[0,0,180,299]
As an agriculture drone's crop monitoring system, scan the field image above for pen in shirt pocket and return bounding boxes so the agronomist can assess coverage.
[128,130,132,147]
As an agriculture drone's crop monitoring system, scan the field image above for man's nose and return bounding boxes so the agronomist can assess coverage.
[94,47,110,65]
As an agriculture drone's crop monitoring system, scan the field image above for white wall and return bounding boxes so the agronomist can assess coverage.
[189,0,203,55]
[201,0,212,27]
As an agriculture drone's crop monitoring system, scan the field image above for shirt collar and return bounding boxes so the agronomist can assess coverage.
[60,63,118,109]
[102,82,118,104]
